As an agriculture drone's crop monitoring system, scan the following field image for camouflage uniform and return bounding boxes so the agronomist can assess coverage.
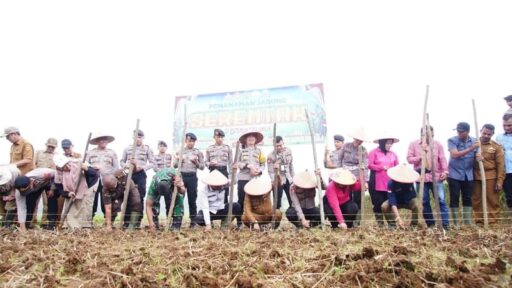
[146,168,184,229]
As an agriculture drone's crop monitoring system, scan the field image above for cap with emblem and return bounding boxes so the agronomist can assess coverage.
[134,130,144,137]
[61,139,73,149]
[214,129,225,137]
[45,138,58,148]
[454,122,470,132]
[158,140,167,147]
[333,135,344,142]
[186,132,197,141]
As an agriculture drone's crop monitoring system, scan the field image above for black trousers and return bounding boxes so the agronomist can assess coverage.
[447,177,473,207]
[323,196,358,228]
[92,180,105,218]
[237,180,250,214]
[210,166,230,203]
[276,179,292,209]
[182,173,198,222]
[124,171,147,225]
[46,192,59,227]
[25,188,45,226]
[285,206,321,228]
[194,203,242,226]
[502,173,512,208]
[152,181,172,223]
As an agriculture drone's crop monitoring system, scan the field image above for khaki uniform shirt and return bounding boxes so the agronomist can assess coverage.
[86,148,119,176]
[154,153,173,172]
[35,150,56,169]
[330,149,343,168]
[474,140,505,185]
[10,138,35,175]
[237,147,266,181]
[174,148,205,173]
[243,193,273,223]
[339,142,369,180]
[267,147,294,185]
[121,144,156,172]
[205,144,232,170]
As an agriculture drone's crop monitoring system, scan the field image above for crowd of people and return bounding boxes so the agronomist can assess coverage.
[1,96,512,232]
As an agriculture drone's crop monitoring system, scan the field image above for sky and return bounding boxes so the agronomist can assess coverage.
[1,1,511,177]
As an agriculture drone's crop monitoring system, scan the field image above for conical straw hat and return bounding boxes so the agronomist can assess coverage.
[330,168,357,186]
[244,177,272,196]
[347,127,371,143]
[293,170,317,189]
[202,170,229,186]
[387,163,419,183]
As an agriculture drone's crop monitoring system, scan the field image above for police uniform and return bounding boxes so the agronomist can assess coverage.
[267,147,294,208]
[205,129,233,202]
[237,145,266,213]
[86,147,119,218]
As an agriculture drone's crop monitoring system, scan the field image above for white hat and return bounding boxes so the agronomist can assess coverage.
[202,170,229,186]
[53,154,71,168]
[244,177,272,196]
[292,170,317,189]
[90,132,115,145]
[330,168,357,186]
[347,127,371,143]
[0,167,12,185]
[387,163,420,183]
[372,132,399,144]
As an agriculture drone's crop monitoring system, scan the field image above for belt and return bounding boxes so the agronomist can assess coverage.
[210,166,228,170]
[181,172,197,177]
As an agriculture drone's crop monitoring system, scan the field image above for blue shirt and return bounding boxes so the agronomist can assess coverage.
[496,133,512,174]
[387,181,416,206]
[447,136,477,181]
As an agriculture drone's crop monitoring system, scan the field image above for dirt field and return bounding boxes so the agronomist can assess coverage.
[1,223,511,288]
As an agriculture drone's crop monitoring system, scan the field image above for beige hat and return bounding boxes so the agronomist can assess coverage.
[239,131,264,145]
[202,170,229,186]
[347,127,371,143]
[387,163,419,183]
[244,177,272,196]
[0,167,12,185]
[45,137,58,147]
[90,132,115,145]
[1,126,19,138]
[330,168,357,186]
[293,170,317,189]
[372,132,399,144]
[53,154,71,168]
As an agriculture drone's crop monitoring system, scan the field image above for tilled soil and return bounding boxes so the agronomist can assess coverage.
[0,226,511,287]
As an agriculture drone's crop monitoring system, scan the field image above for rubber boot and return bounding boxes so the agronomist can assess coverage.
[450,208,459,227]
[462,206,473,226]
[170,216,182,232]
[127,212,141,230]
[374,213,385,228]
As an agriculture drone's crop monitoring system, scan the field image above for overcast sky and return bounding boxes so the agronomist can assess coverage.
[1,1,511,174]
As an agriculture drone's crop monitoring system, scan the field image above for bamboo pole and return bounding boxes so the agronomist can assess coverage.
[118,119,140,228]
[472,99,488,228]
[224,141,240,229]
[418,85,429,225]
[166,105,188,231]
[271,123,279,229]
[358,146,365,228]
[305,109,325,230]
[426,114,443,229]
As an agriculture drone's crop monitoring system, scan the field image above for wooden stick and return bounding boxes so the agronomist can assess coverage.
[358,146,365,228]
[59,132,92,229]
[271,123,279,229]
[305,109,325,230]
[118,119,140,228]
[166,105,188,231]
[418,85,429,225]
[426,114,443,229]
[225,141,240,228]
[472,99,488,228]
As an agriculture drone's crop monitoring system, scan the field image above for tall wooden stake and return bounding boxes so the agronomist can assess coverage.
[472,99,488,228]
[305,109,325,230]
[426,114,443,229]
[118,119,140,228]
[271,123,279,229]
[358,146,366,228]
[225,141,240,229]
[418,85,429,225]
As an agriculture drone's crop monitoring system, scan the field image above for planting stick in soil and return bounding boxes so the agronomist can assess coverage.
[358,145,366,228]
[166,105,188,231]
[472,99,488,228]
[305,109,326,230]
[59,132,92,229]
[271,123,279,229]
[118,119,140,229]
[418,85,429,225]
[225,141,240,229]
[426,114,443,229]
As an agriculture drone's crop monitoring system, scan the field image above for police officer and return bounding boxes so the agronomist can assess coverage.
[205,129,232,202]
[154,140,173,172]
[267,136,294,208]
[173,132,204,228]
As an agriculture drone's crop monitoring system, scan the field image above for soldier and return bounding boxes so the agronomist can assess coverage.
[61,139,81,159]
[205,129,232,203]
[267,136,294,208]
[473,124,505,224]
[195,170,243,230]
[173,132,204,228]
[286,170,323,229]
[120,129,156,227]
[0,165,23,230]
[324,135,344,169]
[86,132,119,221]
[1,126,35,222]
[236,131,266,213]
[13,167,55,229]
[101,171,142,230]
[154,140,173,172]
[33,137,58,229]
[241,177,282,230]
[145,167,186,231]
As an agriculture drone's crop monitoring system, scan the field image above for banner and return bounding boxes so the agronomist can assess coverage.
[173,83,326,150]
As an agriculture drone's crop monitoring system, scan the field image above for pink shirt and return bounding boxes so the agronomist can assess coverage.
[368,148,399,191]
[406,139,448,182]
[325,180,361,224]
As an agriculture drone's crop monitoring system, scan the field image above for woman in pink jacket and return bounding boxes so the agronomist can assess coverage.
[368,136,399,227]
